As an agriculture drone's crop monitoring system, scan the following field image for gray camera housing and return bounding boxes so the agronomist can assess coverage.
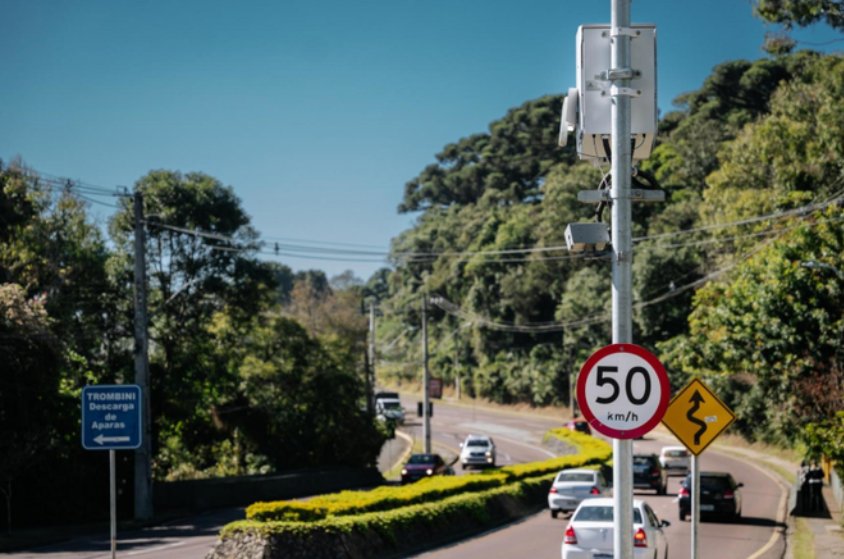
[565,222,610,252]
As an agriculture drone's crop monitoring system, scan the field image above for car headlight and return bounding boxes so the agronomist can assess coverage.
[401,469,407,475]
[485,451,492,457]
[426,469,433,475]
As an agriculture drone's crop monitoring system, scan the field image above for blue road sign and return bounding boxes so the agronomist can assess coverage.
[81,385,142,450]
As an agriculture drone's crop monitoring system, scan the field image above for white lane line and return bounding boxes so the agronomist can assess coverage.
[742,458,789,559]
[127,541,186,556]
[479,433,557,459]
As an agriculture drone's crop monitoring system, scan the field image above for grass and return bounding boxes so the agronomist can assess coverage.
[792,517,815,559]
[714,432,802,464]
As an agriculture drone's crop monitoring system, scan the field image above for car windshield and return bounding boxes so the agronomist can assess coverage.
[682,475,732,490]
[573,423,590,432]
[633,456,655,466]
[376,393,399,400]
[666,450,688,458]
[574,506,643,524]
[407,454,435,464]
[381,402,401,410]
[467,440,489,447]
[558,473,595,483]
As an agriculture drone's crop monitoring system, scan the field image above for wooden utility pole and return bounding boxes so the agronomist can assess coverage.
[133,191,152,520]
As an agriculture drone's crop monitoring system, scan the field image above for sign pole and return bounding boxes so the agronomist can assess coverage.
[109,450,117,559]
[691,453,700,559]
[610,0,634,558]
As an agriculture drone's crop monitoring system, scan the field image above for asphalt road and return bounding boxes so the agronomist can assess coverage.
[402,400,788,559]
[8,399,786,559]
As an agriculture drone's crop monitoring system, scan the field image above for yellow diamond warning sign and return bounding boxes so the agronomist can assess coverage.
[661,377,736,456]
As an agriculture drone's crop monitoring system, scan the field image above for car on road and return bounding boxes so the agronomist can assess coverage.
[548,468,610,518]
[633,453,667,495]
[659,446,690,475]
[400,453,453,484]
[459,434,496,469]
[678,471,744,521]
[561,498,670,559]
[375,398,405,424]
[564,419,592,436]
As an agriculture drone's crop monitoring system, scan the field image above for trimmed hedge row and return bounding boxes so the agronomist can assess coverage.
[246,474,508,522]
[245,429,610,523]
[212,475,554,559]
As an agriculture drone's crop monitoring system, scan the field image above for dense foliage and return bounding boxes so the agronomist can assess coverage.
[375,51,844,453]
[0,162,384,530]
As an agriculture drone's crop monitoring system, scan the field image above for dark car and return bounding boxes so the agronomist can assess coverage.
[633,453,667,494]
[565,419,592,436]
[678,472,743,521]
[401,453,452,484]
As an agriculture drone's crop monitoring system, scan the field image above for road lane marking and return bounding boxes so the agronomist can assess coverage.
[742,458,789,559]
[126,541,185,556]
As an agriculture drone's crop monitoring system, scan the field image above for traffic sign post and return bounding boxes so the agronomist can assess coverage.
[82,385,143,559]
[662,377,737,559]
[576,344,670,439]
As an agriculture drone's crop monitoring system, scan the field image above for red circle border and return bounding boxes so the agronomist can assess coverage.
[576,343,670,440]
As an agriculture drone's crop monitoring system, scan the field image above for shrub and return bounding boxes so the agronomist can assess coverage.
[245,428,610,523]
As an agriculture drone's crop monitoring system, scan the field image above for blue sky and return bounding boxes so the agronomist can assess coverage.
[1,0,840,280]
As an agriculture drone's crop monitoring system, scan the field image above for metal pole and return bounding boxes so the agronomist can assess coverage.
[692,454,700,559]
[454,324,461,400]
[422,295,431,454]
[610,1,634,559]
[133,191,153,521]
[110,450,117,559]
[369,302,376,412]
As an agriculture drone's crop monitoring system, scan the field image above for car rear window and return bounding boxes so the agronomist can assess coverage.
[558,473,595,483]
[633,456,656,466]
[701,476,732,490]
[574,506,643,524]
[666,450,688,458]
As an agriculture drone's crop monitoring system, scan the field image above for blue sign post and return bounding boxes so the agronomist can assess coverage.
[82,384,142,559]
[81,384,142,450]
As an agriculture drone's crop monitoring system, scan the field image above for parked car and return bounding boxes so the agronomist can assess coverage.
[400,453,453,484]
[548,468,610,518]
[565,419,592,436]
[633,453,667,494]
[561,498,670,559]
[659,446,690,475]
[678,472,743,521]
[459,434,496,469]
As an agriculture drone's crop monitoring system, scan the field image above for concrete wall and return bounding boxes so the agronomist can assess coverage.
[154,467,384,512]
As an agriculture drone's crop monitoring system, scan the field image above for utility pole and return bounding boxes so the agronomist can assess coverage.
[454,324,460,400]
[369,302,376,412]
[610,2,634,559]
[133,190,152,521]
[421,294,431,453]
[362,300,372,415]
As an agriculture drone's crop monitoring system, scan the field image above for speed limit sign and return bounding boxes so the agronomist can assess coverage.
[576,344,670,439]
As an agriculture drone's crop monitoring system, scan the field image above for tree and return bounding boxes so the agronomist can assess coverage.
[754,0,844,31]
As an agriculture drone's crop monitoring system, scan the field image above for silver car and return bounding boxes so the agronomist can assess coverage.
[459,434,496,469]
[548,468,610,518]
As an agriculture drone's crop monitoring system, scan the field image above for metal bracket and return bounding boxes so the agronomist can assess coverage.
[614,252,632,263]
[601,68,641,81]
[611,86,642,98]
[605,27,641,38]
[577,189,665,204]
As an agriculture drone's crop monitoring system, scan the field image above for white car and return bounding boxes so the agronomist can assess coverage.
[548,469,610,518]
[561,498,670,559]
[459,434,496,469]
[659,446,690,475]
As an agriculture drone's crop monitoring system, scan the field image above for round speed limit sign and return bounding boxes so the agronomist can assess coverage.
[576,344,670,439]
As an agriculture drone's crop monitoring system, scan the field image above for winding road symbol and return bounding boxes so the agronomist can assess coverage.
[686,390,707,445]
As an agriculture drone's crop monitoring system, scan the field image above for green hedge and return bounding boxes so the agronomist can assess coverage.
[224,475,553,540]
[246,474,508,522]
[244,428,610,523]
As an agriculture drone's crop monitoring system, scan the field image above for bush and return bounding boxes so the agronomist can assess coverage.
[244,428,610,523]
